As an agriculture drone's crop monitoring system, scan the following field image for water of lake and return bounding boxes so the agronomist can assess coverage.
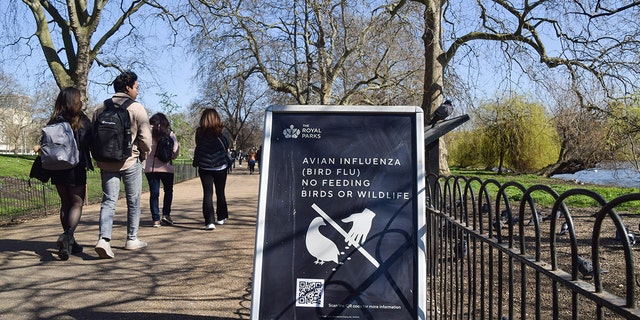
[552,163,640,188]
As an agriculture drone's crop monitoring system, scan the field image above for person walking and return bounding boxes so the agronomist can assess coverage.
[247,149,257,174]
[144,113,179,227]
[229,148,237,173]
[227,149,234,174]
[37,87,94,260]
[192,108,230,230]
[256,145,262,173]
[237,149,243,166]
[93,70,152,259]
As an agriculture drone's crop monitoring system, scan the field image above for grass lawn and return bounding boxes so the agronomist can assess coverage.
[1,154,147,202]
[2,155,639,215]
[451,169,640,211]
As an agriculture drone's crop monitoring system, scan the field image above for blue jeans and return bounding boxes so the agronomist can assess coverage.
[145,172,174,222]
[98,160,143,241]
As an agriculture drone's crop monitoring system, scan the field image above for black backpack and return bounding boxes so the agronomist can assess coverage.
[91,99,134,162]
[155,134,175,163]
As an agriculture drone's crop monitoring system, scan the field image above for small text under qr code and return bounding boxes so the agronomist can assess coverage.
[296,278,324,307]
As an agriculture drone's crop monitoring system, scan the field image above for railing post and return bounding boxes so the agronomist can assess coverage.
[41,181,47,212]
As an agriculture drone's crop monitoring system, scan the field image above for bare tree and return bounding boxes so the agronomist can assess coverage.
[0,93,33,153]
[389,0,640,173]
[2,0,181,103]
[0,69,62,153]
[392,0,640,113]
[193,66,267,151]
[0,71,19,95]
[546,105,608,172]
[188,0,424,106]
[0,71,31,153]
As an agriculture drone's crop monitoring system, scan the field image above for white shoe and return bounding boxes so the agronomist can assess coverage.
[124,238,147,250]
[95,238,114,259]
[204,224,216,230]
[215,218,227,225]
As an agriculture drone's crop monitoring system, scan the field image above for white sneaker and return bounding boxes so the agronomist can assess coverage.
[204,224,216,230]
[124,238,147,250]
[215,218,227,225]
[95,238,114,259]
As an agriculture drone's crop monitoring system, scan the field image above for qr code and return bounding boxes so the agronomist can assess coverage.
[296,278,324,307]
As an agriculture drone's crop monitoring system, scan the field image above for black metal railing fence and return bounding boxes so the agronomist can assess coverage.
[426,174,640,319]
[0,160,197,225]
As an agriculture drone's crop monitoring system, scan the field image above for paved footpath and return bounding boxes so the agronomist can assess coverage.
[0,170,260,320]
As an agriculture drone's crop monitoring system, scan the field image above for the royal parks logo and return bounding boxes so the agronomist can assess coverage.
[283,124,322,139]
[283,124,301,138]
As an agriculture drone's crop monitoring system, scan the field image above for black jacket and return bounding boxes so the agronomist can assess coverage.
[192,130,230,169]
[75,114,95,171]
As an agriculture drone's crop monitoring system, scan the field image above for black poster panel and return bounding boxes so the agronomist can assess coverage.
[252,106,426,320]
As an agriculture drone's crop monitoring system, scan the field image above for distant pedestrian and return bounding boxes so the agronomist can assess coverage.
[256,145,262,172]
[33,87,94,260]
[227,149,235,174]
[237,150,243,166]
[247,149,257,174]
[192,108,230,230]
[230,149,237,171]
[93,70,152,259]
[144,113,179,227]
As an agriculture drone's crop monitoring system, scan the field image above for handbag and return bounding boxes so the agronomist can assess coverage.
[217,137,233,166]
[29,156,51,183]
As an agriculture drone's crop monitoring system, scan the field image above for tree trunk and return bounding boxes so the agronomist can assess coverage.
[73,36,92,105]
[422,3,449,175]
[498,149,505,174]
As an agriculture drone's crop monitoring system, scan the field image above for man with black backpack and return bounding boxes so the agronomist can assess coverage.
[92,70,152,259]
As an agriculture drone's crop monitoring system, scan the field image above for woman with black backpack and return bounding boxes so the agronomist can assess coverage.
[144,113,179,227]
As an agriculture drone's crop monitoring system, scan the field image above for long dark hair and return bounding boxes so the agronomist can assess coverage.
[149,113,171,140]
[49,87,83,130]
[197,108,224,138]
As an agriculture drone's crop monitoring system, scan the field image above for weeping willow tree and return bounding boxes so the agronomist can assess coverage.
[450,96,560,173]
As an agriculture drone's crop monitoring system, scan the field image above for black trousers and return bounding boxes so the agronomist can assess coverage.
[198,168,228,225]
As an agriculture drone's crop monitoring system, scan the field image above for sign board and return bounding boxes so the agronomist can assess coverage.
[251,105,426,320]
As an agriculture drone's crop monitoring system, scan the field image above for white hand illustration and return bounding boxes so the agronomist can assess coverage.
[341,208,376,247]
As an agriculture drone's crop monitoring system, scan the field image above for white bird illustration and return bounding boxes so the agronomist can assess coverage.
[306,217,340,265]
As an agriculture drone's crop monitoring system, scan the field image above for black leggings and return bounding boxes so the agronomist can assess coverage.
[55,184,86,234]
[198,168,228,225]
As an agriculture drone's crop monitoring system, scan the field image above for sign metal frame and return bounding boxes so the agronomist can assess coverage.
[251,105,426,320]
